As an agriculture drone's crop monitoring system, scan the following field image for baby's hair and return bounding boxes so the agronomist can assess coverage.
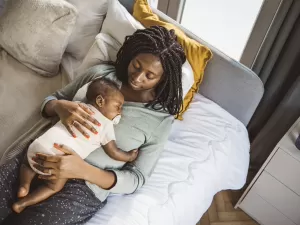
[86,78,120,102]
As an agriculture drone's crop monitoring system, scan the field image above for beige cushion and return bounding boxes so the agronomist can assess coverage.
[66,0,108,60]
[0,0,78,77]
[0,48,65,159]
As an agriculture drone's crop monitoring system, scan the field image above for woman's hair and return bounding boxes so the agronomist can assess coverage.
[115,26,186,116]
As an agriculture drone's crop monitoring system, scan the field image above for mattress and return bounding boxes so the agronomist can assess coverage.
[86,94,250,225]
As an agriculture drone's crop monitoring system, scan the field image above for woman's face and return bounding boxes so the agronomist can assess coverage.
[127,53,164,91]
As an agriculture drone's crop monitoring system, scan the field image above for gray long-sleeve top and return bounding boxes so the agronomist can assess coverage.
[41,64,173,201]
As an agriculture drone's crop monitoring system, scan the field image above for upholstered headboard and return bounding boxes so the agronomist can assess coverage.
[119,0,264,126]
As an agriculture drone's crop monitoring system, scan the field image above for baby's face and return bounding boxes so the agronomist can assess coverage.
[101,91,124,121]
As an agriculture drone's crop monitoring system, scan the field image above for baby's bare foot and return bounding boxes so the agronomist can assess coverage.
[12,201,27,213]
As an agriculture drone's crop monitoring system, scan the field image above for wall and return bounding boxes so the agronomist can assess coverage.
[181,0,263,60]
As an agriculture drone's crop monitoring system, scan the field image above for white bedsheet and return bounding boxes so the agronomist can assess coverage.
[86,94,250,225]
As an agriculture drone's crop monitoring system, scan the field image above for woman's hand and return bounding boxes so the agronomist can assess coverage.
[53,100,101,138]
[34,143,117,189]
[33,143,88,180]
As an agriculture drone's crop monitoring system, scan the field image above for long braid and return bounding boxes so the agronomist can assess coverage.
[115,26,186,116]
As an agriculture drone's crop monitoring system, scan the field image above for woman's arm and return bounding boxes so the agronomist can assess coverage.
[81,163,117,189]
[43,99,59,117]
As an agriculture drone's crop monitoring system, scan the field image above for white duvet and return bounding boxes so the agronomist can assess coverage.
[86,94,250,225]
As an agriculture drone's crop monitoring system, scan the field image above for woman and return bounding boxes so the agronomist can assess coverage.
[0,26,186,224]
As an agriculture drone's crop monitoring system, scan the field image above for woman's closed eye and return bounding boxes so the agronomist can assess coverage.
[146,73,155,80]
[133,61,140,70]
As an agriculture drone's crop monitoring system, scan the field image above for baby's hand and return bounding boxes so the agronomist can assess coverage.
[127,149,139,162]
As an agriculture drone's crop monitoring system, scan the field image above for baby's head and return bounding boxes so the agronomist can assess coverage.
[86,78,124,122]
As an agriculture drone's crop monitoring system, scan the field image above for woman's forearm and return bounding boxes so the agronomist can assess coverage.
[43,99,59,117]
[81,162,116,190]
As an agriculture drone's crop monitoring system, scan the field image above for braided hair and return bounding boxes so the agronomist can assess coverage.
[115,26,186,116]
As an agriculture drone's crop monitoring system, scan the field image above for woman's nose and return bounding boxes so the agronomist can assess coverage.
[133,71,144,83]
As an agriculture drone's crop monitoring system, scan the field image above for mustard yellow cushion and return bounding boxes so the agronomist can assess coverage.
[133,0,213,119]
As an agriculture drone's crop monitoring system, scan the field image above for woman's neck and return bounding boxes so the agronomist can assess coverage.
[120,85,155,103]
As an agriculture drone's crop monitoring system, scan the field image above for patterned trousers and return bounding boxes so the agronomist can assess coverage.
[0,151,105,225]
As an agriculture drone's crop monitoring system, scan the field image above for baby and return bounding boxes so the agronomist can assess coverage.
[12,78,138,213]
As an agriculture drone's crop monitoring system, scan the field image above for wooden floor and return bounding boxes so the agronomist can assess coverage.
[197,190,259,225]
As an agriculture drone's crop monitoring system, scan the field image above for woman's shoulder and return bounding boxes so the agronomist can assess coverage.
[84,64,116,80]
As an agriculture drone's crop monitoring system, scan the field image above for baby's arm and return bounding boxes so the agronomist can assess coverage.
[103,141,138,162]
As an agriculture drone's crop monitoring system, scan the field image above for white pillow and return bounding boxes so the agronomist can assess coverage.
[65,0,108,60]
[76,33,121,77]
[79,0,194,98]
[101,0,144,44]
[181,60,194,98]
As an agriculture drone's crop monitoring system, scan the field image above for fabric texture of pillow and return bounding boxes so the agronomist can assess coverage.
[65,0,108,60]
[0,0,77,77]
[101,0,144,44]
[76,33,121,76]
[133,0,213,119]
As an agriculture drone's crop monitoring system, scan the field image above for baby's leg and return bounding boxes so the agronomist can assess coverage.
[18,162,36,198]
[12,178,67,213]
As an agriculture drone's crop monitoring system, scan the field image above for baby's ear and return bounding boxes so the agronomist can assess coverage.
[96,95,105,107]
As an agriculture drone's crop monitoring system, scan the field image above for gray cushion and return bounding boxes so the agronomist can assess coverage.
[65,0,108,60]
[0,0,78,77]
[0,49,65,160]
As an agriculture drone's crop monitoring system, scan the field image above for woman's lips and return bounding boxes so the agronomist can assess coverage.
[130,80,139,88]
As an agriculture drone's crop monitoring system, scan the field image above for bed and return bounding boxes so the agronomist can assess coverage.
[0,0,263,224]
[87,94,250,225]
